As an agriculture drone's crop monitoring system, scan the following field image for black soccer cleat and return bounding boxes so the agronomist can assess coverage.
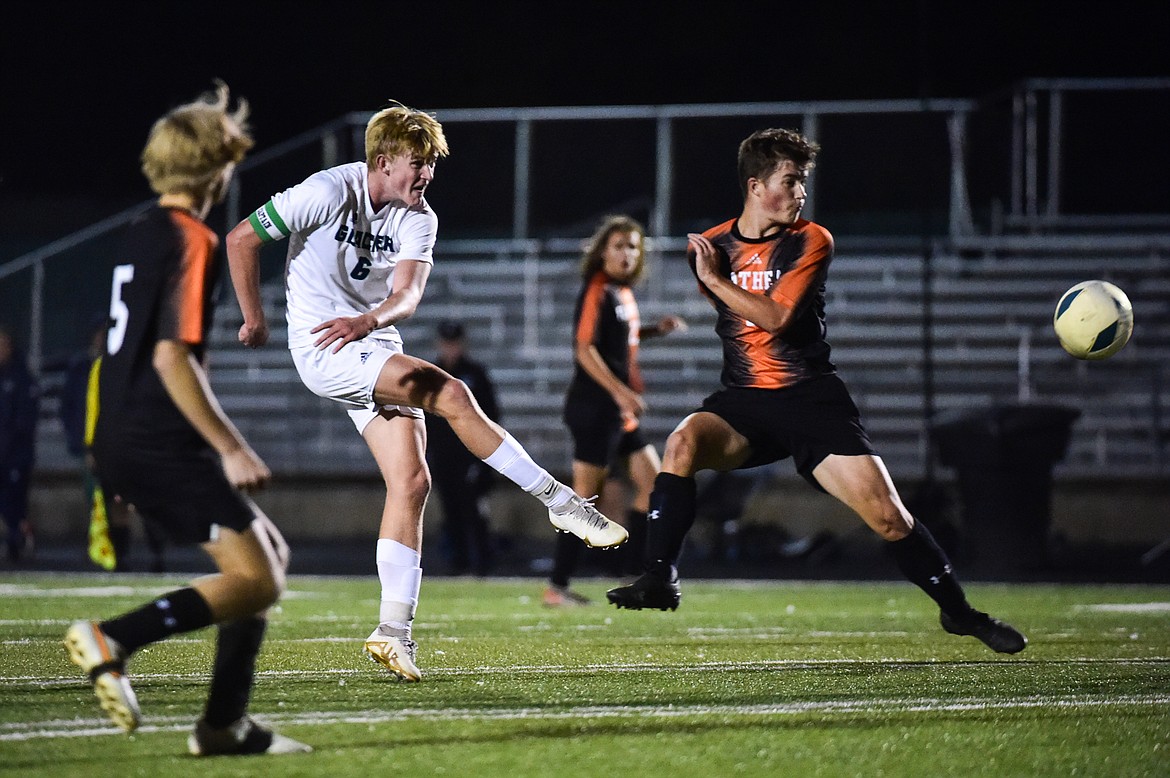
[606,570,681,611]
[940,610,1028,654]
[188,716,311,756]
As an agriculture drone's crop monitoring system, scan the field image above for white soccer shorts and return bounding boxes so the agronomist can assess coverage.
[290,338,424,433]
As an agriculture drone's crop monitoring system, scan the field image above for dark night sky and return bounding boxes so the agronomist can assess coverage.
[2,0,1167,213]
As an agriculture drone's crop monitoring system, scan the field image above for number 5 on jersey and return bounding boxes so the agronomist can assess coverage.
[107,264,135,355]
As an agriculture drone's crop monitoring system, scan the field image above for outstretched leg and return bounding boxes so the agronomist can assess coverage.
[375,353,627,548]
[812,453,1026,654]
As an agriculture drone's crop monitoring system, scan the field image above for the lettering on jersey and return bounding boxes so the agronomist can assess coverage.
[334,225,396,253]
[730,269,782,291]
[256,208,275,231]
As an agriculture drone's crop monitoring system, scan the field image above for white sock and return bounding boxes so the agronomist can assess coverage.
[376,539,422,637]
[482,433,573,509]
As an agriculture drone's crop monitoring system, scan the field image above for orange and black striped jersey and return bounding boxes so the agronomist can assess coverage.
[566,270,643,407]
[696,217,835,389]
[95,206,220,448]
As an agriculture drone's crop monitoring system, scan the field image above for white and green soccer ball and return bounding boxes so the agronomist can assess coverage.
[1053,280,1134,360]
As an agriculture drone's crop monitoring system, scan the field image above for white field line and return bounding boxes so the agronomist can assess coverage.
[3,693,1168,742]
[1078,602,1170,613]
[3,655,1167,687]
[0,584,326,600]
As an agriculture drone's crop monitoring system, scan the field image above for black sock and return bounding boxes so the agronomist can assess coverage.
[623,509,648,575]
[203,617,267,728]
[890,521,973,618]
[549,530,582,588]
[644,474,697,574]
[101,587,214,654]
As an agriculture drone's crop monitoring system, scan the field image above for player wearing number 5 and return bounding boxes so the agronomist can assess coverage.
[226,102,626,682]
[68,82,309,755]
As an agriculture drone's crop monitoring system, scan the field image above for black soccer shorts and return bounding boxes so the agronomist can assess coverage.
[698,373,876,491]
[92,436,256,545]
[563,399,649,468]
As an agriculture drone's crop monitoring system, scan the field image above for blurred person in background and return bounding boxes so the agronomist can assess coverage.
[545,215,686,606]
[426,320,500,576]
[58,319,165,572]
[0,325,39,563]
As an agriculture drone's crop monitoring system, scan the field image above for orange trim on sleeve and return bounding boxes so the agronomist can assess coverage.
[171,211,216,345]
[575,272,608,346]
[771,225,831,309]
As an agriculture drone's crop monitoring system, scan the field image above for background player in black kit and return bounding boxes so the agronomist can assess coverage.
[607,129,1026,655]
[546,215,685,606]
[425,320,501,575]
[63,82,310,755]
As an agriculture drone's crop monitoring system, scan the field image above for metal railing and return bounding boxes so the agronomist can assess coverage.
[3,95,989,373]
[4,81,1168,479]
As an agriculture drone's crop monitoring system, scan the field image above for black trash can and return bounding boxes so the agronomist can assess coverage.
[932,403,1081,576]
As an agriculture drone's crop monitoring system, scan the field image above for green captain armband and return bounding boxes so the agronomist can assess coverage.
[248,200,290,242]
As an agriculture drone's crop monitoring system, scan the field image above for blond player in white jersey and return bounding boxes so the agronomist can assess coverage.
[226,103,626,681]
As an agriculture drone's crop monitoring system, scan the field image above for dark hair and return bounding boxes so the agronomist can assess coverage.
[437,320,465,341]
[737,128,820,197]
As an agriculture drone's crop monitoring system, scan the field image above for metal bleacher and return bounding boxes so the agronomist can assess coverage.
[195,237,1169,481]
[11,81,1170,482]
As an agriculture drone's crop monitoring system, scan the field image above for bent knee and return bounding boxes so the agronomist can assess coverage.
[867,508,913,541]
[385,463,431,503]
[434,378,476,419]
[662,429,701,471]
[239,568,283,610]
[407,465,432,500]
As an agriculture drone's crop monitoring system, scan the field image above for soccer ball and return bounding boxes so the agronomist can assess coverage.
[1052,280,1133,360]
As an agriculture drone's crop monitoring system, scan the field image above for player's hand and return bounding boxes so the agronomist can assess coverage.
[312,313,377,353]
[687,233,720,285]
[614,386,647,420]
[220,445,271,491]
[239,319,269,349]
[657,315,688,335]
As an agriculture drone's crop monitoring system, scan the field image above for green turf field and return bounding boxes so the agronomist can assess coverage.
[1,572,1167,776]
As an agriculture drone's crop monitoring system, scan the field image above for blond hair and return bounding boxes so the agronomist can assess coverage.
[365,102,449,167]
[140,80,253,197]
[579,214,647,283]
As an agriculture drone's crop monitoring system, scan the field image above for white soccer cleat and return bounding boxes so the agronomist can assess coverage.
[363,626,422,682]
[548,494,629,549]
[63,620,140,732]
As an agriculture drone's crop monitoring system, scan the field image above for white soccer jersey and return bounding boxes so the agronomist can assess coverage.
[248,161,438,348]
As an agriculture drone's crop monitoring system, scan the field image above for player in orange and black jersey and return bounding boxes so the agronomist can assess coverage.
[608,129,1027,655]
[546,216,685,606]
[95,208,225,453]
[699,216,834,390]
[65,83,310,755]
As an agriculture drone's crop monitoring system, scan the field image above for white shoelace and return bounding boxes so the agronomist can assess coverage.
[572,496,608,528]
